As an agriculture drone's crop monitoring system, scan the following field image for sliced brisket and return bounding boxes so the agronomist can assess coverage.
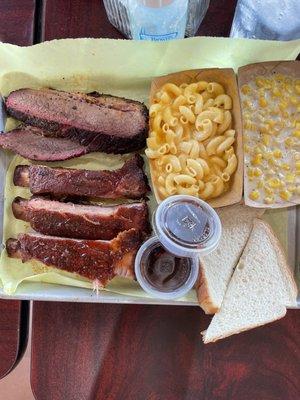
[6,229,141,285]
[12,196,150,240]
[0,125,87,161]
[5,88,148,154]
[13,154,150,199]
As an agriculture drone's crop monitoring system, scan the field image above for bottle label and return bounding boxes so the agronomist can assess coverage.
[139,28,179,41]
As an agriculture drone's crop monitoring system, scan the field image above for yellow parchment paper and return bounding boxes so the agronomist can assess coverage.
[0,37,299,298]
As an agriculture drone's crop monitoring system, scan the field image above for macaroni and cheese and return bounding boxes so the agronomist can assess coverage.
[146,80,238,201]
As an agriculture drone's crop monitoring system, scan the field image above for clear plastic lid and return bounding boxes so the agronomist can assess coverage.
[153,195,222,257]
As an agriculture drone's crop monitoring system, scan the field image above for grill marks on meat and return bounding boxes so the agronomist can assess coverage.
[5,88,148,154]
[6,229,142,285]
[12,196,150,240]
[13,155,150,199]
[0,125,88,161]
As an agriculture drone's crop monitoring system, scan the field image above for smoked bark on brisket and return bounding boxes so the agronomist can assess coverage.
[5,89,148,154]
[12,196,150,240]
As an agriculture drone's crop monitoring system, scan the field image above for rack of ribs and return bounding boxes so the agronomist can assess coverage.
[6,229,142,286]
[13,154,150,199]
[12,196,150,240]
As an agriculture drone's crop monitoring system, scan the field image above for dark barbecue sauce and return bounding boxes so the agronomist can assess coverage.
[141,244,192,292]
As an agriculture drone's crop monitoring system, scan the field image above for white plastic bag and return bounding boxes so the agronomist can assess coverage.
[230,0,300,40]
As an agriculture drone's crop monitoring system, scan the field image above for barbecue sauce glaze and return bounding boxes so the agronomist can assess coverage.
[141,243,192,292]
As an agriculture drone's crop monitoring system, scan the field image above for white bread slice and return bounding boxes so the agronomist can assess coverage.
[202,219,297,343]
[197,204,265,314]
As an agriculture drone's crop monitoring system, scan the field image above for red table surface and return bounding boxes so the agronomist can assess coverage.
[0,1,299,399]
[31,303,300,400]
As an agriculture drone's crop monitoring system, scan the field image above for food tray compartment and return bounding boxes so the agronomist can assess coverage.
[149,68,243,208]
[238,61,300,208]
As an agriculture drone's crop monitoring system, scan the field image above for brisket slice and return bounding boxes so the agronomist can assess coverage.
[12,196,150,240]
[0,125,87,161]
[6,229,141,285]
[5,89,148,154]
[13,154,149,199]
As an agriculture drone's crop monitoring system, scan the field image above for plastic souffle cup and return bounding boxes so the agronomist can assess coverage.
[135,195,222,299]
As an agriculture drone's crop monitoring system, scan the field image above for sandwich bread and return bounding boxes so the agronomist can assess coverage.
[197,204,265,314]
[202,219,297,343]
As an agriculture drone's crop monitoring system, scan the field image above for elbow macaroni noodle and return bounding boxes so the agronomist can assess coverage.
[146,80,238,200]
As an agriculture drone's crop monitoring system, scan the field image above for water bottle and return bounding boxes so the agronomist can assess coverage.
[104,0,210,39]
[128,0,188,41]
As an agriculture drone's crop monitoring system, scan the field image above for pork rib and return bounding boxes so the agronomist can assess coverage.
[13,154,150,199]
[6,229,141,285]
[5,89,148,154]
[0,125,88,161]
[12,196,150,240]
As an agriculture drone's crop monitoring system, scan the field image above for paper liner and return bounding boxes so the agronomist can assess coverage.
[0,38,299,296]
